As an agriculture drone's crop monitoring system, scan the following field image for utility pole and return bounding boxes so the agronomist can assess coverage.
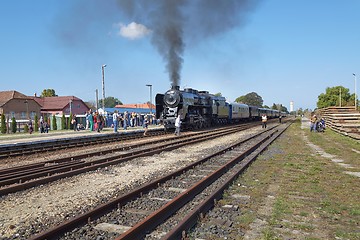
[95,89,99,111]
[102,64,107,110]
[353,73,357,110]
[146,84,153,114]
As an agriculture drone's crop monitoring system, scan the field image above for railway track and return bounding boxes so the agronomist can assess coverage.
[0,123,257,196]
[28,122,291,240]
[0,129,166,160]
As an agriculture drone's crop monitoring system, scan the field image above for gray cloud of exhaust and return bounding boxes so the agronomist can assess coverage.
[116,0,261,87]
[53,0,261,88]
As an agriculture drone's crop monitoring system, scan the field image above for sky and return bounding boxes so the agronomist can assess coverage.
[1,0,359,111]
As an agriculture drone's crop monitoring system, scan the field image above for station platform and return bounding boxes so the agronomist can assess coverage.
[0,125,165,146]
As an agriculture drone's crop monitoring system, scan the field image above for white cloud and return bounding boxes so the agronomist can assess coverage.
[118,22,152,40]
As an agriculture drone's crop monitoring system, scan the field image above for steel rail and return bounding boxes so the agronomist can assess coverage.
[28,125,279,240]
[0,125,253,196]
[115,130,276,240]
[0,129,165,159]
[0,125,219,177]
[163,122,292,239]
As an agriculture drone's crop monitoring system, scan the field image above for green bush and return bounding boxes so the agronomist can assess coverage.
[0,114,6,134]
[61,114,66,130]
[68,113,73,130]
[11,117,17,133]
[52,115,57,130]
[34,115,39,132]
[24,124,29,133]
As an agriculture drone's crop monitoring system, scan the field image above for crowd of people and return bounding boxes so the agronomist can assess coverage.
[84,111,106,133]
[24,110,159,134]
[27,116,49,134]
[85,110,159,133]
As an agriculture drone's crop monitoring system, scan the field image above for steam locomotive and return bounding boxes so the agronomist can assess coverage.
[155,86,283,130]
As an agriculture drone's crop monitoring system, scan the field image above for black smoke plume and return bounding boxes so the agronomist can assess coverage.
[116,0,261,87]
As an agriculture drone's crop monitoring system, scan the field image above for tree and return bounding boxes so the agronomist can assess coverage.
[1,114,6,134]
[98,96,123,108]
[11,117,17,133]
[214,93,222,97]
[61,114,66,130]
[317,86,351,109]
[52,115,57,130]
[40,89,57,97]
[271,103,288,113]
[68,114,73,130]
[271,103,278,110]
[84,101,96,110]
[34,115,39,132]
[281,105,288,113]
[235,92,263,107]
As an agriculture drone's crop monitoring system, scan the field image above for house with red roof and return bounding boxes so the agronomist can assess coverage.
[0,90,42,120]
[0,90,89,120]
[31,95,89,116]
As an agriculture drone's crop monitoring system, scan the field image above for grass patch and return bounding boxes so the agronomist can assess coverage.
[213,120,360,239]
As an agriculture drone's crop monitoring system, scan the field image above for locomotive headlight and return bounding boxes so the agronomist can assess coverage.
[164,89,181,108]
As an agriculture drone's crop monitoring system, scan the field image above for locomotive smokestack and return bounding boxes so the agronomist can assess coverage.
[171,85,180,90]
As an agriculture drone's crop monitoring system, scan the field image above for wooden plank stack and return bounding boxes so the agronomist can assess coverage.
[317,106,360,140]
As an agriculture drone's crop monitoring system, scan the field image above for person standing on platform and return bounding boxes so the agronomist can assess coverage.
[113,110,119,133]
[123,111,128,130]
[88,111,94,131]
[28,119,33,134]
[143,116,149,136]
[96,113,101,132]
[72,114,78,131]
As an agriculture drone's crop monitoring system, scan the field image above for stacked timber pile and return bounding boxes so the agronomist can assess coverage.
[318,106,360,140]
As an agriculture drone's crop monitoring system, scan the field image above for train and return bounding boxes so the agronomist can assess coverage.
[155,86,286,130]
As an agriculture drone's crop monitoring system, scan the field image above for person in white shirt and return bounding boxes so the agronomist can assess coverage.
[261,114,267,128]
[113,110,119,132]
[174,115,182,136]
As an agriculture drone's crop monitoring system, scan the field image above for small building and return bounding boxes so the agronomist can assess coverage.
[32,95,89,117]
[31,95,90,130]
[0,90,42,120]
[0,91,90,131]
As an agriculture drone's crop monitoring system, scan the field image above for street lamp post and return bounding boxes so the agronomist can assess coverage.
[353,73,357,110]
[95,89,99,111]
[146,84,153,114]
[102,64,107,110]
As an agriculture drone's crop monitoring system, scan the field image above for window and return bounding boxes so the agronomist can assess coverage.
[30,111,36,119]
